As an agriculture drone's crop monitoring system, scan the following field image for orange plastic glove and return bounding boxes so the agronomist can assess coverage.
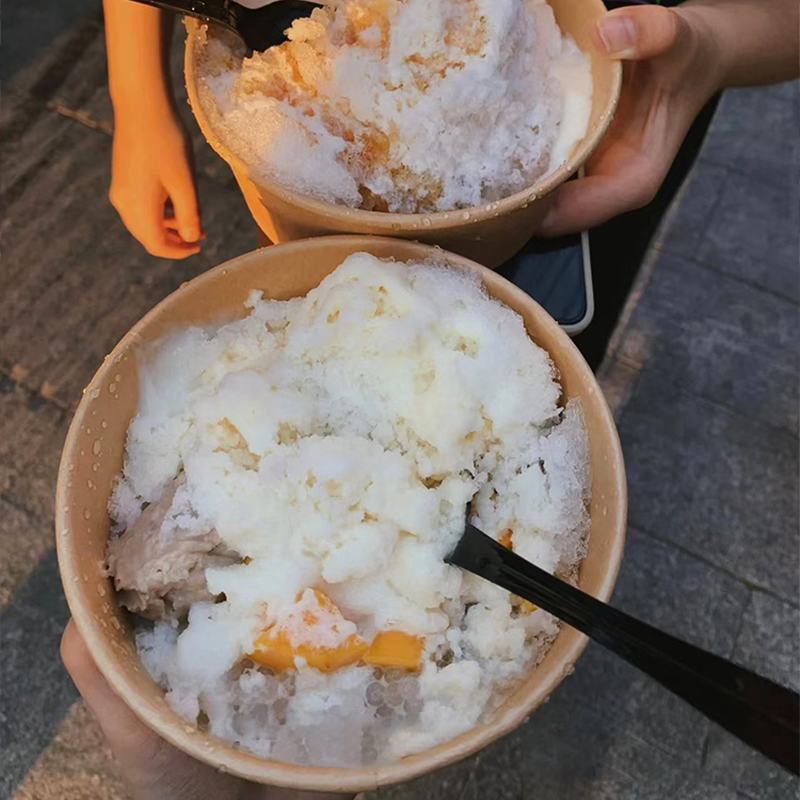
[103,0,204,259]
[110,110,204,259]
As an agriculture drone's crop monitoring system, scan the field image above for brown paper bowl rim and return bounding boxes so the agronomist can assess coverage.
[183,6,622,233]
[57,235,626,792]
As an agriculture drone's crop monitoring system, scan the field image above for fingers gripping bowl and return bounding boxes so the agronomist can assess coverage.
[184,0,622,268]
[57,237,626,792]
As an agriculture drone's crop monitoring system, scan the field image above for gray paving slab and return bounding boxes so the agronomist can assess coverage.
[617,252,799,436]
[694,168,800,303]
[733,590,800,692]
[618,369,799,605]
[0,497,54,611]
[703,729,800,800]
[0,549,78,799]
[661,159,730,260]
[0,0,101,82]
[0,384,70,520]
[701,85,800,187]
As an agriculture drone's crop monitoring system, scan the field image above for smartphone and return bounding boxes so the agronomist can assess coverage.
[495,172,593,335]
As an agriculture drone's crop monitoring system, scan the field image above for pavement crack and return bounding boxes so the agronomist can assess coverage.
[0,367,73,413]
[46,101,113,136]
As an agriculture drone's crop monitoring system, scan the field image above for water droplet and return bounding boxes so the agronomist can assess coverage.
[115,374,121,382]
[108,383,116,394]
[83,509,91,520]
[391,222,401,231]
[602,506,608,517]
[222,269,228,276]
[90,387,100,400]
[101,420,108,429]
[87,479,95,489]
[92,463,99,473]
[442,213,450,221]
[61,529,69,537]
[72,576,80,583]
[97,584,106,597]
[111,618,121,630]
[422,217,432,227]
[411,222,419,229]
[85,427,91,435]
[79,449,85,456]
[460,211,470,221]
[92,439,102,456]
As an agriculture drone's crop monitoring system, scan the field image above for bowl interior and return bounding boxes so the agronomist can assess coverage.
[57,236,626,792]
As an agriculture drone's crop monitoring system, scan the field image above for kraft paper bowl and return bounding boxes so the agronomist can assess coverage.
[57,236,626,792]
[184,0,622,268]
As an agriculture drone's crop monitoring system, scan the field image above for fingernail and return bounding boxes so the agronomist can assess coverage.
[597,16,637,58]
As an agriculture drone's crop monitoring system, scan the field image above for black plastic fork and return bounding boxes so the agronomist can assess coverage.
[132,0,320,51]
[447,521,800,775]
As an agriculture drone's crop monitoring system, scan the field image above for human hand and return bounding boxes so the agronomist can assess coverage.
[109,108,204,259]
[540,4,721,236]
[61,619,356,800]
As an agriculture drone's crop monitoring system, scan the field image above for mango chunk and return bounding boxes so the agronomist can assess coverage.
[498,529,513,549]
[364,631,424,671]
[250,589,368,673]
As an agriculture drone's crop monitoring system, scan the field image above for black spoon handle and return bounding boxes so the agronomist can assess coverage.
[448,523,800,775]
[133,0,239,31]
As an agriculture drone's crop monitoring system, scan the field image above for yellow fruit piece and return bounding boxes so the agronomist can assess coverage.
[364,631,424,671]
[519,599,537,614]
[250,590,368,673]
[499,529,513,549]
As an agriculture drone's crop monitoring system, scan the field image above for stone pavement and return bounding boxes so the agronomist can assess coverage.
[1,8,798,800]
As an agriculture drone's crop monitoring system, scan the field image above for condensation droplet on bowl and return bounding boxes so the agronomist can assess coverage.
[422,217,432,227]
[83,574,89,582]
[72,576,80,583]
[460,211,470,221]
[83,509,91,520]
[115,374,121,382]
[111,618,121,630]
[183,725,195,735]
[442,213,450,220]
[218,765,228,775]
[602,507,608,517]
[97,584,106,597]
[101,420,108,429]
[411,222,419,229]
[90,388,100,399]
[61,529,69,537]
[92,463,99,473]
[85,427,91,435]
[93,439,102,456]
[108,383,116,394]
[79,449,85,456]
[391,222,400,231]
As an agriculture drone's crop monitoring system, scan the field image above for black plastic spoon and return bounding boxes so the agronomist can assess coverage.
[133,0,320,52]
[447,521,800,775]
